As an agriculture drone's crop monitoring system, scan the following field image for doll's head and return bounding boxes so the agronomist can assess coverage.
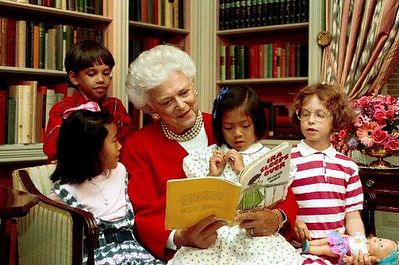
[367,236,398,264]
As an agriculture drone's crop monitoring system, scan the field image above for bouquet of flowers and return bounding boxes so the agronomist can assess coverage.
[331,95,399,154]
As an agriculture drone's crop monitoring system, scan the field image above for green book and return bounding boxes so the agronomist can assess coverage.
[7,97,16,144]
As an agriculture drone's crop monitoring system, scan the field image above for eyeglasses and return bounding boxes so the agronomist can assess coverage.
[296,108,331,122]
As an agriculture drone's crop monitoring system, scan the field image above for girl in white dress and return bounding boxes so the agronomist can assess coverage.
[168,86,303,265]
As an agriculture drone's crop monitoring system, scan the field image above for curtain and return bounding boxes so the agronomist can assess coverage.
[322,0,399,100]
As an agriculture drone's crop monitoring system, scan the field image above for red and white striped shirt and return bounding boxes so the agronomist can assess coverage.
[291,140,363,239]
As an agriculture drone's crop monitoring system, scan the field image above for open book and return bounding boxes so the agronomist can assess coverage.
[165,142,292,230]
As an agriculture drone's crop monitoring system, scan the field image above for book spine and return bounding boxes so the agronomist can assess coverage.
[0,90,7,144]
[7,97,16,144]
[6,18,16,67]
[220,43,226,81]
[229,45,236,80]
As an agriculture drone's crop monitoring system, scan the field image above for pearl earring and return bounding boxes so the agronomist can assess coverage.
[152,113,160,120]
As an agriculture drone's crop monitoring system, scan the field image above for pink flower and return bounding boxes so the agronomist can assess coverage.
[373,109,386,123]
[357,122,378,147]
[332,95,399,154]
[373,129,388,144]
[384,137,399,153]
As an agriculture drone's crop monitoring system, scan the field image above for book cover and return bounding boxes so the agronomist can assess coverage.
[15,20,27,68]
[165,142,292,229]
[7,97,16,144]
[220,43,226,81]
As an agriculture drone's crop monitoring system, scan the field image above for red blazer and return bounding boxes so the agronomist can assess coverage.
[122,112,298,261]
[43,89,132,162]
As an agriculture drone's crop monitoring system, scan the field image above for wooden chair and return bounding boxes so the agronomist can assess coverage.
[12,164,99,265]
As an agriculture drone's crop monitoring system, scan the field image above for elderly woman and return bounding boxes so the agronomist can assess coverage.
[122,45,299,263]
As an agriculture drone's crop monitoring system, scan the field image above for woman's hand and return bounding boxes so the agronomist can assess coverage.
[209,150,226,176]
[235,208,281,237]
[174,215,226,249]
[225,149,244,174]
[295,219,312,242]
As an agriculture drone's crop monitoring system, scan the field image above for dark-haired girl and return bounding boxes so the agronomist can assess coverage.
[48,102,163,265]
[168,87,302,265]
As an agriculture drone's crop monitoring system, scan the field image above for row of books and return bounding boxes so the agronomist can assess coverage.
[261,102,302,140]
[220,42,308,80]
[11,0,103,15]
[219,0,309,30]
[129,0,185,29]
[0,17,102,69]
[0,81,70,145]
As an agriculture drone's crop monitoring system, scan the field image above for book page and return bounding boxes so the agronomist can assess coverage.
[238,142,291,210]
[165,177,241,230]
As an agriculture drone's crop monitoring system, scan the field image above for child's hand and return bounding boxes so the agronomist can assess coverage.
[295,219,312,242]
[225,150,244,174]
[209,150,226,176]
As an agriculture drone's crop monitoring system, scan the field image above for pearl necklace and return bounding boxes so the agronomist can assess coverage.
[89,171,110,205]
[161,111,203,142]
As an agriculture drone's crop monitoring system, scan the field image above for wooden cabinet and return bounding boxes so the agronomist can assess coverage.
[215,0,323,145]
[359,167,399,236]
[0,0,128,162]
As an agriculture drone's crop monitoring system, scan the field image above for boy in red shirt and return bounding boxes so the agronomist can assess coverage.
[44,40,132,162]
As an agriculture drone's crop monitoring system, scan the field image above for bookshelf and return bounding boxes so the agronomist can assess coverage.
[0,0,129,162]
[127,0,190,130]
[216,0,324,145]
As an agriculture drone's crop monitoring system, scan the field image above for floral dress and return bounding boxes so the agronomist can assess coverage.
[52,180,164,265]
[168,142,303,265]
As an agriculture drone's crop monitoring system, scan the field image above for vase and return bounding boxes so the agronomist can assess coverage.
[364,147,392,168]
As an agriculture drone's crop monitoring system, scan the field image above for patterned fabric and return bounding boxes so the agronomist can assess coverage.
[52,175,164,265]
[43,89,132,162]
[168,226,303,265]
[322,0,399,99]
[327,230,350,264]
[291,140,364,239]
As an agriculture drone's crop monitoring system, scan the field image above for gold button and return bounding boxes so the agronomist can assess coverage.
[317,31,332,47]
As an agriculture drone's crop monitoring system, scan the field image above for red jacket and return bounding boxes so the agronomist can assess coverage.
[122,112,298,261]
[43,89,132,162]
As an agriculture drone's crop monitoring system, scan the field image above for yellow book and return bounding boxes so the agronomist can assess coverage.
[165,142,292,230]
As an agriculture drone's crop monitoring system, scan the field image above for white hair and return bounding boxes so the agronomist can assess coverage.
[125,45,196,111]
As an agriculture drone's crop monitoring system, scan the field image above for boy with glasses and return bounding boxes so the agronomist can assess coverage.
[289,84,367,264]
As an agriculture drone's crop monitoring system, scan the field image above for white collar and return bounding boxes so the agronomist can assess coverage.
[297,140,337,159]
[220,141,265,155]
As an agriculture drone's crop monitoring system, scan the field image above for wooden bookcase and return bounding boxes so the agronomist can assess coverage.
[215,0,324,145]
[0,0,129,163]
[127,0,191,130]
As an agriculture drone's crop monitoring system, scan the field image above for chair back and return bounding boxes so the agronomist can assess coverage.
[12,164,75,265]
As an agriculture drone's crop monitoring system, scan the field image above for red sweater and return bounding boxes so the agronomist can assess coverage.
[43,89,132,162]
[122,112,298,261]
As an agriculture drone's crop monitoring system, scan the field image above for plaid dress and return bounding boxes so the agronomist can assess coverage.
[53,179,164,265]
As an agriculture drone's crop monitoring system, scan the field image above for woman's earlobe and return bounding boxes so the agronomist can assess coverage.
[151,113,160,120]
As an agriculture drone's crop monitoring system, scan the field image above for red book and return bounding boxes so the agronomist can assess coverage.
[141,0,149,23]
[257,44,263,79]
[6,18,16,67]
[0,90,7,144]
[144,37,160,50]
[272,43,279,78]
[289,43,296,77]
[153,0,159,25]
[248,44,256,79]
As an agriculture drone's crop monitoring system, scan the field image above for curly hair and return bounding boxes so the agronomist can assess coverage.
[125,45,196,112]
[290,83,355,131]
